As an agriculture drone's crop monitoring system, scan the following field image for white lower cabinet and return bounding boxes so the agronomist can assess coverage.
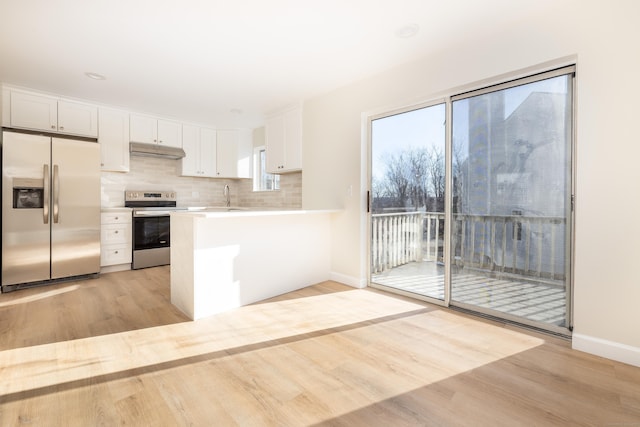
[101,209,132,270]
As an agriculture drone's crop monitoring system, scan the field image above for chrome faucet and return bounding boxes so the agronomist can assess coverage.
[223,184,230,207]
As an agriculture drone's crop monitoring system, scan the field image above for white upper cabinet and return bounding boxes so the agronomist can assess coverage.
[1,85,255,179]
[199,128,217,176]
[236,129,253,179]
[180,125,217,177]
[58,100,99,137]
[216,130,238,178]
[9,91,57,131]
[7,89,98,137]
[157,118,182,147]
[99,108,130,172]
[180,128,251,178]
[130,114,182,148]
[265,107,302,173]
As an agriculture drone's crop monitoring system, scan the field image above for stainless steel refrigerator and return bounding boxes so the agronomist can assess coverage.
[1,130,101,292]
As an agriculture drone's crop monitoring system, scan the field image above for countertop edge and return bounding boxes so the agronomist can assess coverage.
[171,209,342,218]
[101,207,133,212]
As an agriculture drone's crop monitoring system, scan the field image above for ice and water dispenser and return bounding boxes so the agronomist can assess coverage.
[12,178,44,209]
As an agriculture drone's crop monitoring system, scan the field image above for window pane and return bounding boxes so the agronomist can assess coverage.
[255,148,280,191]
[370,103,446,301]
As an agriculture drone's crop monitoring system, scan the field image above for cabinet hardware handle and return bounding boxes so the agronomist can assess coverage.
[115,217,118,220]
[51,125,56,129]
[115,250,118,254]
[115,230,118,234]
[59,126,64,130]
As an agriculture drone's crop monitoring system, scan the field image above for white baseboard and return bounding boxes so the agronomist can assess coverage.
[329,272,367,289]
[572,333,640,367]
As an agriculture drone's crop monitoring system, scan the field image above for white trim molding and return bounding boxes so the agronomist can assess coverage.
[572,334,640,368]
[330,271,366,289]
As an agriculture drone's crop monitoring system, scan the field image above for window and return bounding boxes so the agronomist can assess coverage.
[253,146,280,191]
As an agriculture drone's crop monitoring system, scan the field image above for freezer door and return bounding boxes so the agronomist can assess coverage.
[1,132,52,286]
[51,137,101,279]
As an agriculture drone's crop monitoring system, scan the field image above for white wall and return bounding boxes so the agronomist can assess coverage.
[302,0,640,365]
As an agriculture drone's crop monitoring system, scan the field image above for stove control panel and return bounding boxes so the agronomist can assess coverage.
[125,190,176,202]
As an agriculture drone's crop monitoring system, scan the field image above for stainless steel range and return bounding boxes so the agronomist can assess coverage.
[125,190,185,269]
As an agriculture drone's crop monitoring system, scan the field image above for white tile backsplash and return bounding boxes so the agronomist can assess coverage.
[101,156,302,209]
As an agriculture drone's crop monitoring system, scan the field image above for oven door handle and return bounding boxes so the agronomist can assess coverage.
[133,211,172,217]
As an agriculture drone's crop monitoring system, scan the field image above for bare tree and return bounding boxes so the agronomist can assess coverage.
[426,145,445,200]
[374,145,448,212]
[406,148,429,209]
[383,151,411,204]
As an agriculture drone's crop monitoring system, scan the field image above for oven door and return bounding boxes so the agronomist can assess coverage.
[133,214,170,250]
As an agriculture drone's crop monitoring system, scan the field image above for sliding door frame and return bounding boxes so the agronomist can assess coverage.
[366,63,576,336]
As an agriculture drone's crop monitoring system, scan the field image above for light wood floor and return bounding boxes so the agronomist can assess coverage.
[1,267,639,426]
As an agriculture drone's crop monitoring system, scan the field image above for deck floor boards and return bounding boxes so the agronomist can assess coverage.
[373,261,566,326]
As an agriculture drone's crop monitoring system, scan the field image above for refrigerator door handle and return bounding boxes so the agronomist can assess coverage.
[53,164,60,223]
[43,164,49,224]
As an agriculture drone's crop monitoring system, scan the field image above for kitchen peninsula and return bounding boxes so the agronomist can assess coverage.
[170,209,336,320]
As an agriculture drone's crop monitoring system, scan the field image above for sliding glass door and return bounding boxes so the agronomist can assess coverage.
[369,102,447,303]
[450,70,573,332]
[369,67,574,334]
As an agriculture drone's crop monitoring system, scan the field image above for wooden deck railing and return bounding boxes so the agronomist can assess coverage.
[371,212,444,273]
[372,212,566,280]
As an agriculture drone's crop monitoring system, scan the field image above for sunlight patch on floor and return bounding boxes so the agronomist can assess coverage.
[0,288,544,407]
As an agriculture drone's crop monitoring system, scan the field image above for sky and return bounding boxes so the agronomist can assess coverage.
[371,103,445,181]
[370,75,570,181]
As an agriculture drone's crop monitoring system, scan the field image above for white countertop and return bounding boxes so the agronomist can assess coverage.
[101,207,133,212]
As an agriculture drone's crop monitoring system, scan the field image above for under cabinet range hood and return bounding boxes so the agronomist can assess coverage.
[129,142,186,159]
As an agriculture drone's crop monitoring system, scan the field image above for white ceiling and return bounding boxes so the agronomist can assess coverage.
[0,0,553,129]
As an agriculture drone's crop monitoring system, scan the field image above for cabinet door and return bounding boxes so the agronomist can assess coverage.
[282,108,302,171]
[236,129,253,179]
[58,100,98,137]
[200,128,217,177]
[130,114,158,144]
[265,114,285,173]
[10,91,57,132]
[99,108,130,172]
[215,130,238,177]
[180,125,201,176]
[157,119,182,147]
